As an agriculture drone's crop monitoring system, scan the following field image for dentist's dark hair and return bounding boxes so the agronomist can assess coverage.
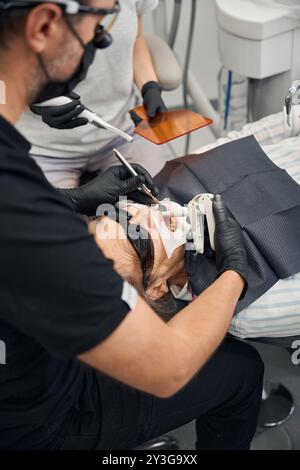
[0,0,91,48]
[0,8,26,48]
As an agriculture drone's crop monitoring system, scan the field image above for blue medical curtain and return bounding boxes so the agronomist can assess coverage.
[154,136,300,312]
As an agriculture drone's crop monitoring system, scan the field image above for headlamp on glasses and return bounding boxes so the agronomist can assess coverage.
[0,0,120,16]
[0,0,120,49]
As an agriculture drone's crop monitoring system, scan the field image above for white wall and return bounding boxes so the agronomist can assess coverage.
[143,0,222,109]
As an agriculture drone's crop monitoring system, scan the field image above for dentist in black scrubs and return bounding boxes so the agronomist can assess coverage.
[0,0,263,450]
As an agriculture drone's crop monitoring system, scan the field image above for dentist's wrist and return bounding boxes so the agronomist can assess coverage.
[219,270,247,300]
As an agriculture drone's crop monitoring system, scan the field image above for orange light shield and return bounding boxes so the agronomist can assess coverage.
[130,106,213,145]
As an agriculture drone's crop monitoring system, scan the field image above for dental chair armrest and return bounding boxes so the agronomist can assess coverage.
[144,33,182,91]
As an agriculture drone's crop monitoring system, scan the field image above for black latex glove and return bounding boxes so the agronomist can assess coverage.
[213,194,248,297]
[60,164,160,216]
[141,81,168,118]
[129,110,143,127]
[30,92,88,130]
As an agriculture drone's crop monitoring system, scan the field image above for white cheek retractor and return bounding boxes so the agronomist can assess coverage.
[118,196,216,258]
[187,193,215,254]
[151,201,192,259]
[285,81,300,136]
[158,195,216,255]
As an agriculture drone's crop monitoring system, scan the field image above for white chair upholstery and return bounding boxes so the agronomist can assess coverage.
[145,33,182,91]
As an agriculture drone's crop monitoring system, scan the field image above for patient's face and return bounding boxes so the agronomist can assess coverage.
[92,203,187,300]
[125,203,187,300]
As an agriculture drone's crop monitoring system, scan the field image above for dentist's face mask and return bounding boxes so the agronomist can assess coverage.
[35,20,111,104]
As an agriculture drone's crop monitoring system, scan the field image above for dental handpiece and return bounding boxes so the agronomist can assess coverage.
[113,148,161,205]
[32,96,134,143]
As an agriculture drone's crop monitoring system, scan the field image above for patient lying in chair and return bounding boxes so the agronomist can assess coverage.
[89,111,300,340]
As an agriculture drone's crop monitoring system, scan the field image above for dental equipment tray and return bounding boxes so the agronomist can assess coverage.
[130,106,213,145]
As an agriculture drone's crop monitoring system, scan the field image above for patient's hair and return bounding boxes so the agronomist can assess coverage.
[87,216,178,322]
[148,293,178,322]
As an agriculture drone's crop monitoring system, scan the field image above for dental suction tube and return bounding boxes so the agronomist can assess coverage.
[88,113,133,143]
[33,96,134,143]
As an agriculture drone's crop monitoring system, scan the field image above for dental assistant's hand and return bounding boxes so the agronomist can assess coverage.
[60,164,159,216]
[213,195,248,297]
[141,81,168,118]
[30,93,88,130]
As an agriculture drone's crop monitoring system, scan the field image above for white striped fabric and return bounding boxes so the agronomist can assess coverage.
[195,112,300,338]
[229,273,300,338]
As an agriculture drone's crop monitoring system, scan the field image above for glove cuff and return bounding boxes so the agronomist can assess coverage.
[141,81,163,98]
[59,188,80,213]
[216,268,248,301]
[129,110,143,127]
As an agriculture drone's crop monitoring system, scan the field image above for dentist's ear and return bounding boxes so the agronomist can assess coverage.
[146,281,169,301]
[25,4,63,53]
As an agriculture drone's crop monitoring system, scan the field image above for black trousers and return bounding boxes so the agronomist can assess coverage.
[60,338,264,450]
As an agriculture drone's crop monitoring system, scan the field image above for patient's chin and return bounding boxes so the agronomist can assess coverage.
[145,285,164,301]
[145,290,159,302]
[147,293,163,302]
[145,283,171,302]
